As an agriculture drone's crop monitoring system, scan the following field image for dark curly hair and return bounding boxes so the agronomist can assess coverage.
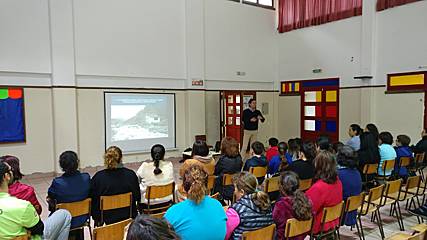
[279,171,312,220]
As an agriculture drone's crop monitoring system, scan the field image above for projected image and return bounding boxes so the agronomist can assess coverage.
[110,95,169,141]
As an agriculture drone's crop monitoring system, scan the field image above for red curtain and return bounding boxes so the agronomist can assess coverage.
[278,0,362,33]
[377,0,421,11]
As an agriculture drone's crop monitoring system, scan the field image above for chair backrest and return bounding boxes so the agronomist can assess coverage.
[249,167,267,178]
[222,174,234,187]
[242,224,276,240]
[207,175,216,192]
[322,201,344,223]
[345,192,365,212]
[399,157,412,168]
[100,192,132,224]
[360,184,384,215]
[56,198,91,218]
[12,234,29,240]
[265,176,280,193]
[101,192,132,211]
[386,179,402,196]
[93,218,132,240]
[382,159,396,172]
[284,218,313,239]
[406,175,421,190]
[299,178,312,192]
[146,182,175,200]
[362,163,378,175]
[415,153,425,164]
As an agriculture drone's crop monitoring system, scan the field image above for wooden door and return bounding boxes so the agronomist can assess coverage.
[220,91,256,145]
[300,79,339,142]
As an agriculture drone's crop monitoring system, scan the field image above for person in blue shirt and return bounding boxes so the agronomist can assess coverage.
[378,132,397,176]
[164,164,226,240]
[394,134,413,179]
[346,124,362,151]
[268,142,292,176]
[337,146,362,226]
[47,151,90,240]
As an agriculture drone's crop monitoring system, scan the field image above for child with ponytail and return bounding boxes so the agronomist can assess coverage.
[273,171,312,240]
[137,144,174,206]
[225,172,273,240]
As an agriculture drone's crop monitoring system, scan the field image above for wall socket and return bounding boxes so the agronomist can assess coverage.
[236,71,246,76]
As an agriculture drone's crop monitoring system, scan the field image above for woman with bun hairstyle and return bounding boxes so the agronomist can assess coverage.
[165,164,227,240]
[137,144,174,206]
[226,172,273,240]
[90,146,141,225]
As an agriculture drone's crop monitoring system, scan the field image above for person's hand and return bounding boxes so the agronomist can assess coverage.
[250,117,257,122]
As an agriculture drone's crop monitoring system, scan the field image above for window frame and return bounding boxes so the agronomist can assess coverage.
[243,0,275,10]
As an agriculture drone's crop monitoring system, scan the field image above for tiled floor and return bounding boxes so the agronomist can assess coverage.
[22,158,425,240]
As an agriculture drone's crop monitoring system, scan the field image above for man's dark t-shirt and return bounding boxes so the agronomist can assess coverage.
[242,109,264,131]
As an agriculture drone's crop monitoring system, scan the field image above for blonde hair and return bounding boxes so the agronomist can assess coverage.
[104,146,122,169]
[233,172,271,211]
[182,164,208,204]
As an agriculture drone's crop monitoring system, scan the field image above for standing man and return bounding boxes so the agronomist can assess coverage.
[240,99,265,160]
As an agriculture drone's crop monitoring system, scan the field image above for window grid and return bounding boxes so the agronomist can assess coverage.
[242,0,274,9]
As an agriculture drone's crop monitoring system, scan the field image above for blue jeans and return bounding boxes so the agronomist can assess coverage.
[43,209,72,240]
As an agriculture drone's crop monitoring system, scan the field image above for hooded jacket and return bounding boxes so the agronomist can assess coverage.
[230,194,273,240]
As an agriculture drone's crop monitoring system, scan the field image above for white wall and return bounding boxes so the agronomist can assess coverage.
[375,0,427,85]
[0,0,51,74]
[278,17,362,87]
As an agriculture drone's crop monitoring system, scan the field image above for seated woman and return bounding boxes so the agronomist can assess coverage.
[337,146,362,226]
[47,151,90,236]
[213,137,243,201]
[90,146,141,225]
[273,171,312,240]
[306,150,343,235]
[137,144,174,209]
[165,164,227,240]
[378,132,397,177]
[180,140,215,176]
[346,124,362,151]
[394,134,413,179]
[226,172,274,240]
[125,214,179,240]
[288,141,316,180]
[0,155,42,215]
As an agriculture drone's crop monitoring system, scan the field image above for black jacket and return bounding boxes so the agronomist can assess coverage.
[214,155,243,200]
[412,136,427,162]
[90,167,141,225]
[288,159,315,180]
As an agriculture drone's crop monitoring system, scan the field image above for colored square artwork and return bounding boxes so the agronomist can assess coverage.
[0,88,25,142]
[326,121,337,132]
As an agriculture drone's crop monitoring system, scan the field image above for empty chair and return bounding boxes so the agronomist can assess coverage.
[358,184,385,239]
[343,193,365,240]
[93,218,132,240]
[381,179,404,231]
[242,224,276,240]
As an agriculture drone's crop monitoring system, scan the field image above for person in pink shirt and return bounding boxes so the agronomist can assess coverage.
[265,137,279,162]
[0,155,42,215]
[306,151,343,235]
